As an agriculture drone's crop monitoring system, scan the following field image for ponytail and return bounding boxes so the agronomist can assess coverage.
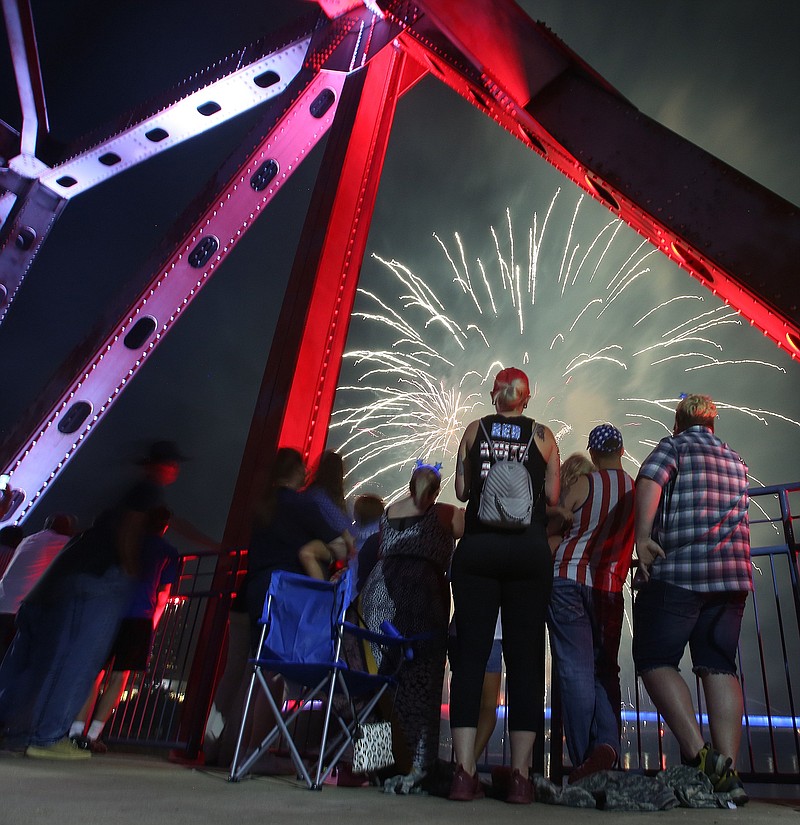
[410,466,441,506]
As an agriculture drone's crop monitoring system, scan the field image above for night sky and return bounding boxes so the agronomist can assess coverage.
[1,1,798,543]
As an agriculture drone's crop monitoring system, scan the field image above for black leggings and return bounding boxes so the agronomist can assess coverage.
[449,524,552,733]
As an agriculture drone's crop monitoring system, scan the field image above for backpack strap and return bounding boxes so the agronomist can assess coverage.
[479,418,498,463]
[520,420,536,462]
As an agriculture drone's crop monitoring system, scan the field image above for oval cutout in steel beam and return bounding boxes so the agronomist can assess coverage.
[310,88,336,119]
[124,316,158,349]
[251,159,279,192]
[254,70,280,89]
[188,236,220,268]
[58,401,93,434]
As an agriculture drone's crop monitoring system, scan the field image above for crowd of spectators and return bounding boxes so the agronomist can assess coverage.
[0,382,753,807]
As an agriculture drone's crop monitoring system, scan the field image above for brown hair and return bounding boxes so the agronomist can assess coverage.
[308,450,347,514]
[354,494,385,525]
[675,394,717,432]
[256,448,305,526]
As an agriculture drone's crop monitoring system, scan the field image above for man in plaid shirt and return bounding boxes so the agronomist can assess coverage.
[633,394,751,805]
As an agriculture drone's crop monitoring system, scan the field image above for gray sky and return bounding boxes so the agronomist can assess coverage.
[329,1,800,501]
[1,1,798,536]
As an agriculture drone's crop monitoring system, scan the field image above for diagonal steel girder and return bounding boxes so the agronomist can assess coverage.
[0,5,406,524]
[0,3,314,324]
[385,0,800,358]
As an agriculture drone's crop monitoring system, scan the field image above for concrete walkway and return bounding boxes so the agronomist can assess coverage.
[2,751,800,825]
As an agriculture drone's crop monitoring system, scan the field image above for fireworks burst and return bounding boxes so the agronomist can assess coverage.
[330,189,800,502]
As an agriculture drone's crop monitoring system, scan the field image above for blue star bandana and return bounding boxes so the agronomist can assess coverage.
[587,424,623,453]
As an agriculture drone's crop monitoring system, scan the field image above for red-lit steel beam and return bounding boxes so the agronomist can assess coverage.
[223,44,423,550]
[388,0,800,358]
[176,44,422,759]
[278,47,427,465]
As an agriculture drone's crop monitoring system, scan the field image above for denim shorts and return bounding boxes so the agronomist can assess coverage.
[632,579,747,676]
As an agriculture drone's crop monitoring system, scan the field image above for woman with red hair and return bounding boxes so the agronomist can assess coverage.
[448,367,560,804]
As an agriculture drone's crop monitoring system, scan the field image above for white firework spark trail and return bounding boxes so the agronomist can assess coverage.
[329,189,800,503]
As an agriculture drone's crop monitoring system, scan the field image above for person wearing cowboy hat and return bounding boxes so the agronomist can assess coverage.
[0,440,194,760]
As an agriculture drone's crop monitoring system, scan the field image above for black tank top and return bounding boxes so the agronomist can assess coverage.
[465,414,547,532]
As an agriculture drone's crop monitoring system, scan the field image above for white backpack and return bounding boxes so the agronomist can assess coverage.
[477,419,536,529]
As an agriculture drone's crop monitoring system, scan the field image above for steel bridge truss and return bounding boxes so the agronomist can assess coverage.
[1,0,799,539]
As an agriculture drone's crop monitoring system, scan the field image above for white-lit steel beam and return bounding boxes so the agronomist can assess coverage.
[2,0,48,157]
[0,31,311,323]
[0,67,347,524]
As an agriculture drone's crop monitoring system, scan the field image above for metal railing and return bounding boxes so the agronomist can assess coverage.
[103,549,246,750]
[443,482,800,781]
[106,482,800,784]
[624,481,800,782]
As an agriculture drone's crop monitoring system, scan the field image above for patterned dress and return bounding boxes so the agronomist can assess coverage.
[359,506,455,771]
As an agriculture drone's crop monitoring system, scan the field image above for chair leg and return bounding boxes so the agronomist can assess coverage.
[230,671,302,783]
[228,665,260,781]
[312,670,343,788]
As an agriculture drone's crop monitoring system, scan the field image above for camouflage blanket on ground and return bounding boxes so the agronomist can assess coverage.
[534,765,739,811]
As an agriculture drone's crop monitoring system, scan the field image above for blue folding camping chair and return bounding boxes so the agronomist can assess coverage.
[228,568,412,788]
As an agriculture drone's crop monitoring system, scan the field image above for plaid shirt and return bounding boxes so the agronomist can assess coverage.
[637,425,752,593]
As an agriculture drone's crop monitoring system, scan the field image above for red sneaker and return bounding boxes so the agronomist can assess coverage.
[505,769,534,804]
[448,765,485,801]
[568,744,617,784]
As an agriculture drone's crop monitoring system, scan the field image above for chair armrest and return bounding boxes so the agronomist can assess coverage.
[342,621,432,661]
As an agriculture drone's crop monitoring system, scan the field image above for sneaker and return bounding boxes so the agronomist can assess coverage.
[568,743,617,784]
[714,766,749,806]
[448,765,485,801]
[70,734,107,754]
[505,769,534,804]
[692,743,733,787]
[26,737,91,760]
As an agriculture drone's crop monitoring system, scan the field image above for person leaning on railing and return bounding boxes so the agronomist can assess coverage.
[633,394,751,806]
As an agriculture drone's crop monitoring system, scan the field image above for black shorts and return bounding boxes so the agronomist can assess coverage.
[109,617,153,671]
[633,579,747,676]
